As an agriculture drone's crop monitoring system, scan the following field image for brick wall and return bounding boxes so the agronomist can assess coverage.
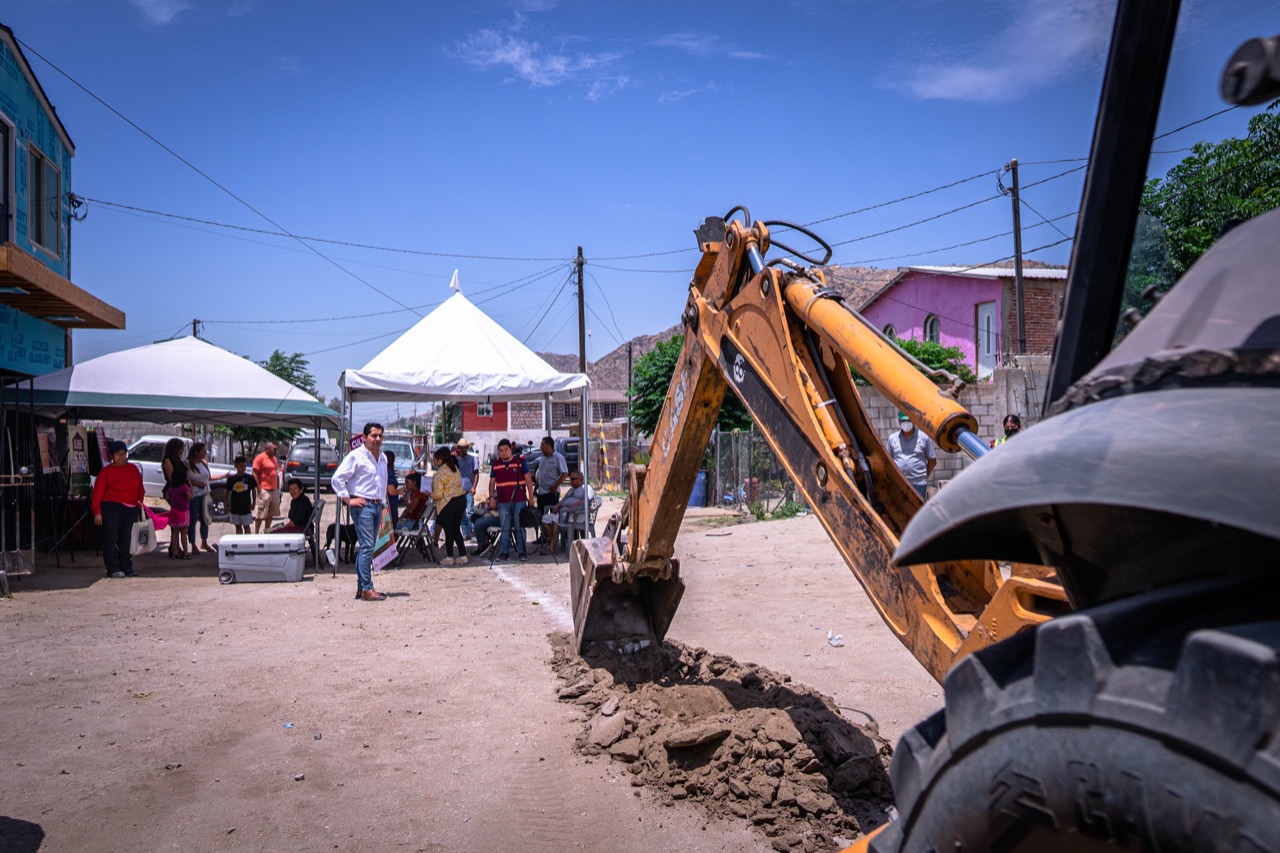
[1003,280,1062,356]
[856,357,1048,487]
[509,401,544,430]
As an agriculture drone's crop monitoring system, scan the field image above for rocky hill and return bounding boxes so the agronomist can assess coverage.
[538,324,681,392]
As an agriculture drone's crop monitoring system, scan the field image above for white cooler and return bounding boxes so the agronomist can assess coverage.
[217,534,307,584]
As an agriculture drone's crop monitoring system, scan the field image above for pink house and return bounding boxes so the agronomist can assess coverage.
[857,265,1067,378]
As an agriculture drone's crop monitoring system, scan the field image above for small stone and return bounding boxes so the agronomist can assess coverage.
[314,732,322,741]
[226,828,236,835]
[609,737,642,762]
[831,756,880,793]
[663,722,731,749]
[772,834,802,852]
[795,788,836,816]
[760,714,802,749]
[164,763,182,771]
[600,696,620,716]
[728,777,751,799]
[293,774,305,782]
[587,711,628,747]
[728,800,751,818]
[750,810,776,825]
[557,677,595,700]
[763,759,784,778]
[775,781,799,807]
[748,775,779,804]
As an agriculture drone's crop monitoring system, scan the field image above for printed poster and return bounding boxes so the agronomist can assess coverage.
[68,426,90,497]
[371,504,398,571]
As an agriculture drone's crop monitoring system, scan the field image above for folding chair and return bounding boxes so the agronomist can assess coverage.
[303,498,326,567]
[393,504,438,567]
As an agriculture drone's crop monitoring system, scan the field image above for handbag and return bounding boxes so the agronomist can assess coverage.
[130,514,156,556]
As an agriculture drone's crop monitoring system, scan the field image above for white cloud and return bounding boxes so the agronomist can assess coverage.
[888,0,1114,102]
[453,24,625,97]
[658,83,718,104]
[587,76,631,102]
[652,32,766,61]
[130,0,192,24]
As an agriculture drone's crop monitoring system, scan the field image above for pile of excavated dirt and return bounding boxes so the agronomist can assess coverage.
[549,633,894,852]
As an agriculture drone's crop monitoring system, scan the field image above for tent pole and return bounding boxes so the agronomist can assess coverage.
[579,385,588,543]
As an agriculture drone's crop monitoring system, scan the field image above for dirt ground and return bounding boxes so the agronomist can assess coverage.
[0,499,941,852]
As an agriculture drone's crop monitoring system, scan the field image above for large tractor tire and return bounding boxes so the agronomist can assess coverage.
[869,576,1280,851]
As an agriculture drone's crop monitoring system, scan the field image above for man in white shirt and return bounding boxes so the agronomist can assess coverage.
[331,422,389,601]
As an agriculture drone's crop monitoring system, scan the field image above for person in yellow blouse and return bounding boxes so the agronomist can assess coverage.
[429,446,468,565]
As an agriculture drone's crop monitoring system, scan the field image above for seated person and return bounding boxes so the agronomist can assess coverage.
[396,471,430,532]
[470,496,502,555]
[554,471,595,545]
[271,479,312,534]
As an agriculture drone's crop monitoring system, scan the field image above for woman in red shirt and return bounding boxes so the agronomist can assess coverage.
[92,440,146,579]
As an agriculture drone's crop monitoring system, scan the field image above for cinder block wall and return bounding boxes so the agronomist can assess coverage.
[855,357,1048,486]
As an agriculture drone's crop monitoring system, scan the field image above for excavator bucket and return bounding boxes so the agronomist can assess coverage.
[569,536,685,652]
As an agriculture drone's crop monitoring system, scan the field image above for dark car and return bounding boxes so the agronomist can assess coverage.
[555,437,580,473]
[284,444,339,491]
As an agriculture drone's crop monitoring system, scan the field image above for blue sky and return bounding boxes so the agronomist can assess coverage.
[6,0,1274,418]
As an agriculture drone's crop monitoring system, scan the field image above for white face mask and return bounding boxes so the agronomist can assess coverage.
[900,421,915,433]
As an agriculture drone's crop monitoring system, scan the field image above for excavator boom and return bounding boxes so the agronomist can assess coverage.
[569,213,1066,681]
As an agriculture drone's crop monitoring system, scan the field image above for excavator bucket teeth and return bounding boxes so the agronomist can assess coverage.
[569,537,685,653]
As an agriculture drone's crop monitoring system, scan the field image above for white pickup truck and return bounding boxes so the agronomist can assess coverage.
[126,435,237,521]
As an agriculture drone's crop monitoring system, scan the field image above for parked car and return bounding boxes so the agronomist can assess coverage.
[381,439,418,481]
[125,435,235,521]
[284,443,339,491]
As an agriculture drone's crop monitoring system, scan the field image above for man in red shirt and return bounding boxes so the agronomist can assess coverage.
[92,440,147,578]
[252,442,281,533]
[488,438,531,561]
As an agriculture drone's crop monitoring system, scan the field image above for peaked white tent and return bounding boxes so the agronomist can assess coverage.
[339,291,589,402]
[13,336,340,429]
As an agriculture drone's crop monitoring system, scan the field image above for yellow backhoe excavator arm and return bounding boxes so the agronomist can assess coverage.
[569,212,1067,682]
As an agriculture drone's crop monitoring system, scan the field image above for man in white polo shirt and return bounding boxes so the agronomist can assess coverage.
[332,422,389,601]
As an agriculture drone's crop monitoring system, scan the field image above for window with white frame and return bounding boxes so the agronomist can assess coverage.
[27,144,60,255]
[477,401,493,418]
[924,314,941,344]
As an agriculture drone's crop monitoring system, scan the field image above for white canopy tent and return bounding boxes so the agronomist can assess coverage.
[13,336,341,430]
[336,286,593,555]
[339,291,589,403]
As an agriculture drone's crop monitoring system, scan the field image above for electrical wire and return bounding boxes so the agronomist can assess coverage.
[14,40,422,315]
[584,268,626,344]
[81,197,576,263]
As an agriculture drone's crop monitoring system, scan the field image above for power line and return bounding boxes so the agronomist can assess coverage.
[583,267,626,343]
[802,169,999,228]
[1019,198,1074,239]
[82,197,577,263]
[15,39,420,315]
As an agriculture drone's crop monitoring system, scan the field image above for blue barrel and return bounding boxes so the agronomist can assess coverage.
[688,470,707,508]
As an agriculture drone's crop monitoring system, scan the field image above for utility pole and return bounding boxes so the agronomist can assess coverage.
[1003,159,1027,355]
[625,341,633,467]
[575,247,589,497]
[192,318,202,338]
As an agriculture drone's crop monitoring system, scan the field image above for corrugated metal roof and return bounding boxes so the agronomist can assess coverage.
[905,265,1068,280]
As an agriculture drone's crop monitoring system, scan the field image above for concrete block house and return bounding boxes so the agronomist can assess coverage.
[857,265,1067,378]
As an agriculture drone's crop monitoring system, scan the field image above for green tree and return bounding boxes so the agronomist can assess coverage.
[326,396,343,413]
[1140,102,1280,279]
[628,335,752,437]
[230,350,318,457]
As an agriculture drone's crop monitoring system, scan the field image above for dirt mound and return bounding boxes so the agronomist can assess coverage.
[549,633,894,851]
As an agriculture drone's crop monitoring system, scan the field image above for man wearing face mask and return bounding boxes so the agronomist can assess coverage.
[991,414,1022,448]
[889,411,935,499]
